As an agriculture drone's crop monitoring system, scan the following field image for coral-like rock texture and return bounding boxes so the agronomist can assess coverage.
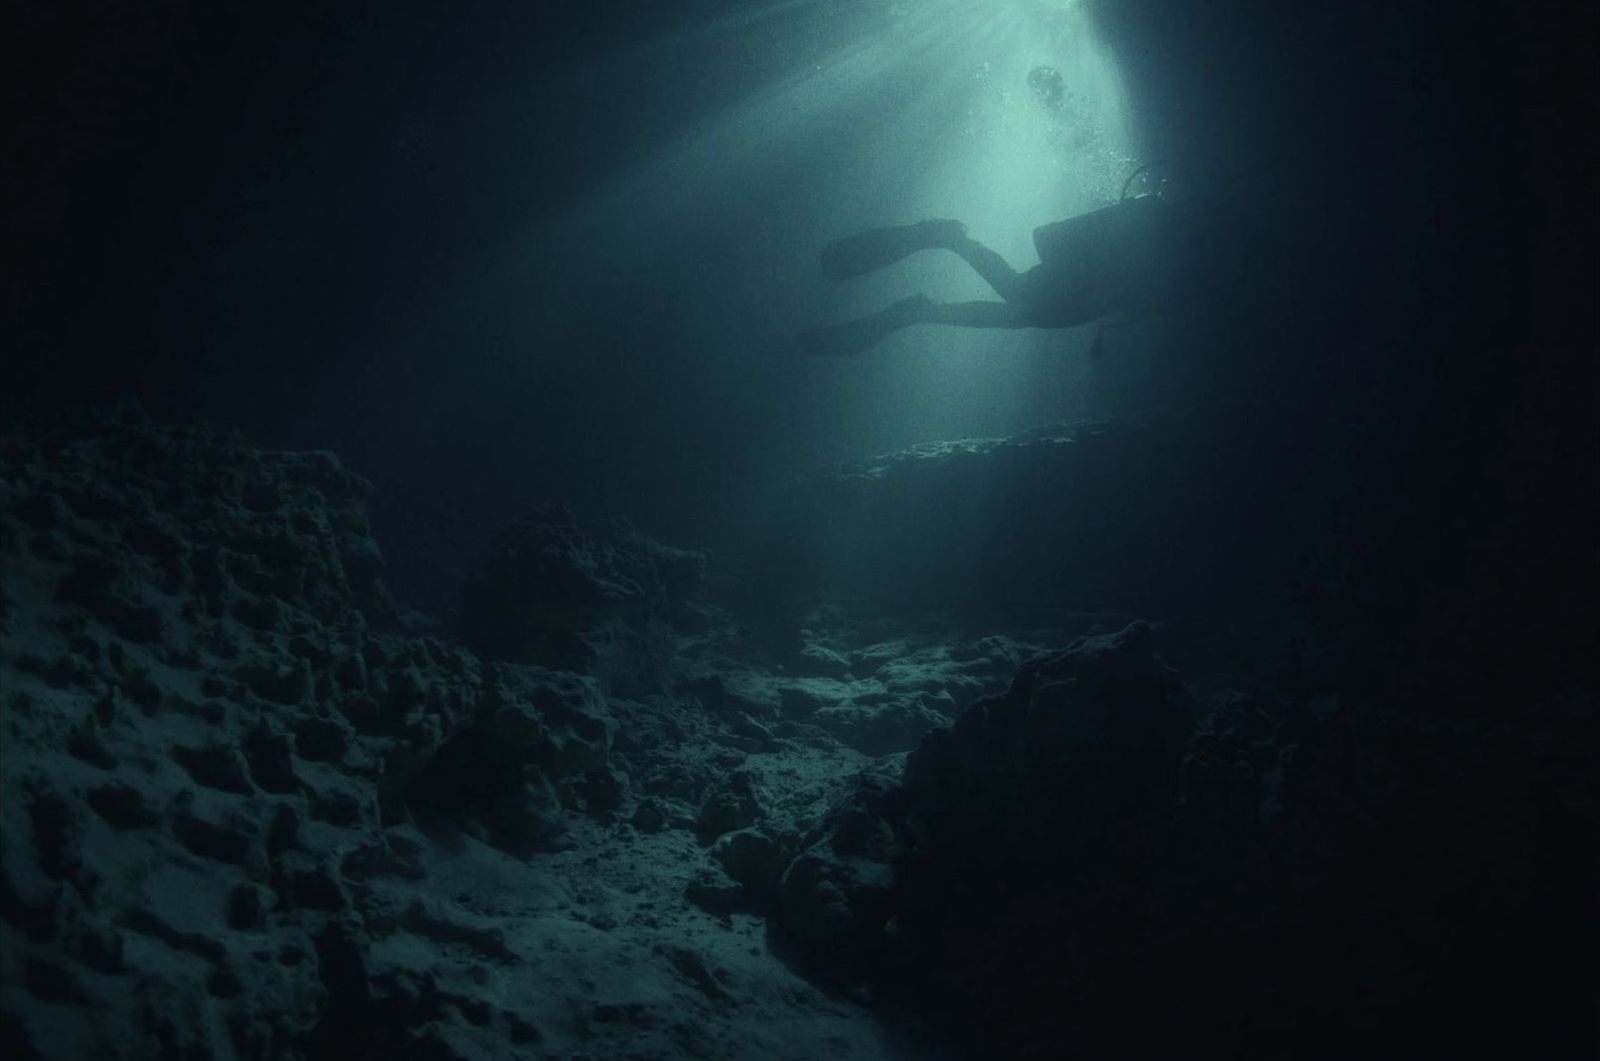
[1,419,902,1060]
[2,416,1590,1060]
[0,421,624,1056]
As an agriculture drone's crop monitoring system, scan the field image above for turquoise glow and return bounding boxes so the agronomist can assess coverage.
[485,0,1139,463]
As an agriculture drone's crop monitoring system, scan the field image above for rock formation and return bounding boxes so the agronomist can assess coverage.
[1,414,1590,1059]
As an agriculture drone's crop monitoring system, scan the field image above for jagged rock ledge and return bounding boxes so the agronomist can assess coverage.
[0,417,1093,1058]
[758,419,1200,622]
[1,416,1589,1059]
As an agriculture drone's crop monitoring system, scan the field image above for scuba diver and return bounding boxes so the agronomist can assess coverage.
[800,175,1198,357]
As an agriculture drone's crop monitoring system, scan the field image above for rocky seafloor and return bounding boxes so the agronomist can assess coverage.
[1,414,1593,1059]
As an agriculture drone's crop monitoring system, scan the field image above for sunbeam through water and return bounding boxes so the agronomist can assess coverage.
[498,0,1139,468]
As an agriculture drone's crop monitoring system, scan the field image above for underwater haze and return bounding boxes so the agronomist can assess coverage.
[3,1,1595,1058]
[14,0,1157,597]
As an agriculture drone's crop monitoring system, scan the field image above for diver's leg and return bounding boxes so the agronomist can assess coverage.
[817,222,1025,302]
[799,295,937,356]
[920,300,1025,328]
[945,237,1025,302]
[820,220,969,280]
[800,296,1027,355]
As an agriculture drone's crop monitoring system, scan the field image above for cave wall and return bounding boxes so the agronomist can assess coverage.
[1085,0,1597,709]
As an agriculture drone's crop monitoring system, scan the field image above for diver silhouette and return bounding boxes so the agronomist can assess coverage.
[801,192,1191,357]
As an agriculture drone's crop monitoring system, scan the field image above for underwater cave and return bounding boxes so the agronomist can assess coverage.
[2,1,1595,1058]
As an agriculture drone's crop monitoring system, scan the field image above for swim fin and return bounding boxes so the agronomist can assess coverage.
[820,220,967,280]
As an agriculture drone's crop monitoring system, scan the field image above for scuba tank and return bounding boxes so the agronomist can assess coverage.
[1032,161,1178,266]
[1031,195,1172,265]
[1026,164,1188,327]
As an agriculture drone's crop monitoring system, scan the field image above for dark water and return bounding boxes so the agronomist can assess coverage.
[10,1,1591,664]
[4,1,1594,1056]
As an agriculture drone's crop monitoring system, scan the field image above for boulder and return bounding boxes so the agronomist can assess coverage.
[455,507,705,696]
